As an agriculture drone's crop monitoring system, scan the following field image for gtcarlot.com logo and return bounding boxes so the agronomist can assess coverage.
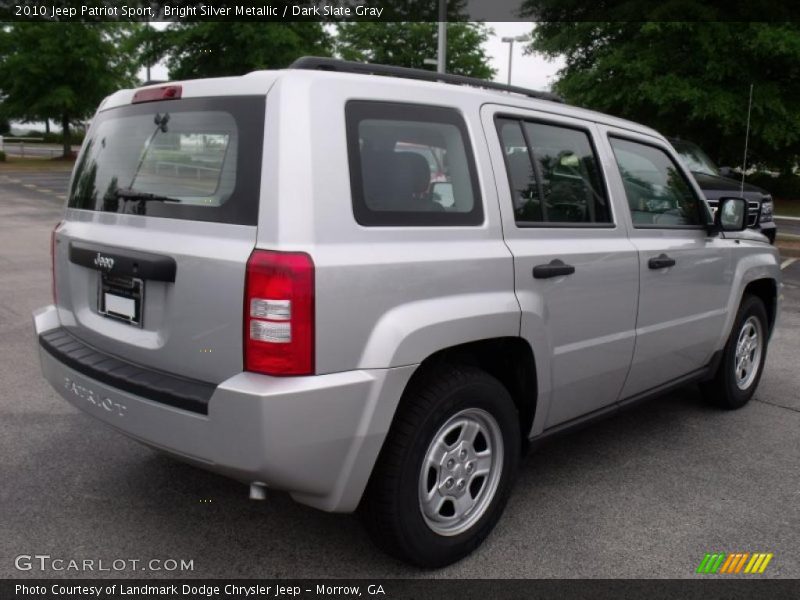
[14,554,194,573]
[696,552,773,574]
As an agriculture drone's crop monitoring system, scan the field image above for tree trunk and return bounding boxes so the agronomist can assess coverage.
[45,119,50,135]
[61,114,70,158]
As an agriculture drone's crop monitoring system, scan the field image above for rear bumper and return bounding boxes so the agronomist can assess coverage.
[34,305,416,512]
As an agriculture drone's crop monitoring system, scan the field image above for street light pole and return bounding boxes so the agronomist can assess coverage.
[506,39,514,85]
[501,34,531,85]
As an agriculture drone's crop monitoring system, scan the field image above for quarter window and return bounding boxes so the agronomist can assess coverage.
[497,118,612,225]
[609,137,705,228]
[346,101,482,226]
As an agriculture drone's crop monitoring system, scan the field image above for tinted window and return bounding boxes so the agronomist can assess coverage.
[497,120,542,222]
[610,137,704,228]
[671,139,720,177]
[497,118,612,225]
[69,96,264,225]
[346,101,482,226]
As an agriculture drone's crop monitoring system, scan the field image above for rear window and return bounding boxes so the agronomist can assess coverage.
[346,101,483,226]
[69,96,264,225]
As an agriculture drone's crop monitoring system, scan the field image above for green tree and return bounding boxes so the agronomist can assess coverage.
[336,22,495,79]
[147,22,333,80]
[525,17,800,171]
[0,23,140,157]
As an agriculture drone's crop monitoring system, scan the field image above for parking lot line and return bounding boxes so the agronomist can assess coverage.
[781,258,797,270]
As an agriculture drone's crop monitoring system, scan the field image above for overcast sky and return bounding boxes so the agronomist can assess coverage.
[10,23,562,132]
[142,22,563,91]
[484,22,563,90]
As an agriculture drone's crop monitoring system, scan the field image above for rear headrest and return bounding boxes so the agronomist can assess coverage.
[394,152,431,195]
[361,149,394,208]
[360,149,432,211]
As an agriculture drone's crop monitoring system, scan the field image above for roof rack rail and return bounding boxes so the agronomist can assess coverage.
[289,57,565,104]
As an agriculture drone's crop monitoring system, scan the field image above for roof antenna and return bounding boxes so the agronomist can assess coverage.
[740,83,754,194]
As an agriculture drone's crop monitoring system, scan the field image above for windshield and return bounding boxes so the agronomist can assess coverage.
[69,96,264,225]
[671,139,720,177]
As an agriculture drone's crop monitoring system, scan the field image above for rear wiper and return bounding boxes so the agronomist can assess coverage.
[114,188,180,203]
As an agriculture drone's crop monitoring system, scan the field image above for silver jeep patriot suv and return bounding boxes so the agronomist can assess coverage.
[34,58,781,567]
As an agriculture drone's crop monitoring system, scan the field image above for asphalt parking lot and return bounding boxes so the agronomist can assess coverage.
[779,218,800,238]
[1,169,798,579]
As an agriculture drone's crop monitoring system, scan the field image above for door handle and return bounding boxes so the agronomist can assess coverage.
[533,259,576,279]
[648,254,676,269]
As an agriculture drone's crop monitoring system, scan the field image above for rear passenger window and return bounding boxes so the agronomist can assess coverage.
[346,101,482,226]
[609,137,704,228]
[497,118,612,226]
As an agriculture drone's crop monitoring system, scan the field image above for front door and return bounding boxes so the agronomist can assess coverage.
[601,130,732,398]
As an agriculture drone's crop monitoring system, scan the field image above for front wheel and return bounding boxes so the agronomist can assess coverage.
[360,364,520,568]
[702,295,769,409]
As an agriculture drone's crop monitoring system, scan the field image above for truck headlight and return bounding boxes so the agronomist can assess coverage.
[760,197,774,222]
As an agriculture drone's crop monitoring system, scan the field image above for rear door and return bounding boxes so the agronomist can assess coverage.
[600,128,731,398]
[483,106,639,429]
[53,94,266,384]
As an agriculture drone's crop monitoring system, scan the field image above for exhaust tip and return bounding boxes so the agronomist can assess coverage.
[249,482,268,500]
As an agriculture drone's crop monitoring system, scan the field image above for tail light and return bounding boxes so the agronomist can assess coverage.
[50,221,62,304]
[244,250,314,376]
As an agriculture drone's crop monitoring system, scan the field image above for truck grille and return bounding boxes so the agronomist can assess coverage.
[706,199,760,227]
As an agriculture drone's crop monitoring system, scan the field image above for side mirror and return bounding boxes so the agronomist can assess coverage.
[715,196,748,232]
[431,182,455,208]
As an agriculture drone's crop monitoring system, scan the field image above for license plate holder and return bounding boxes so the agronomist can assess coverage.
[98,274,144,327]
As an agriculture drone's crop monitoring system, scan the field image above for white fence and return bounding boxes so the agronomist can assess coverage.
[0,136,62,158]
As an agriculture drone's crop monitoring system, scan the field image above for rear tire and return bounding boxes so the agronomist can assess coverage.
[360,364,520,568]
[702,295,769,409]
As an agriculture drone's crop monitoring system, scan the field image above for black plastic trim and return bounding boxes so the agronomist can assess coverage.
[69,241,177,282]
[617,362,713,409]
[40,328,214,415]
[290,57,565,103]
[515,222,617,229]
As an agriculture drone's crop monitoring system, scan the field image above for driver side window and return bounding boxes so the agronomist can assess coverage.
[609,137,704,228]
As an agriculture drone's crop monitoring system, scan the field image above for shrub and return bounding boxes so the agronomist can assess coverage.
[0,150,6,162]
[42,131,86,146]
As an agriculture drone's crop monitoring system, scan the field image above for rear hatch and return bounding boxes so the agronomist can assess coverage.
[53,91,266,384]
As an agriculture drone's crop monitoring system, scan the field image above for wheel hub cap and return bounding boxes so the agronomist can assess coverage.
[418,408,504,537]
[734,316,763,390]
